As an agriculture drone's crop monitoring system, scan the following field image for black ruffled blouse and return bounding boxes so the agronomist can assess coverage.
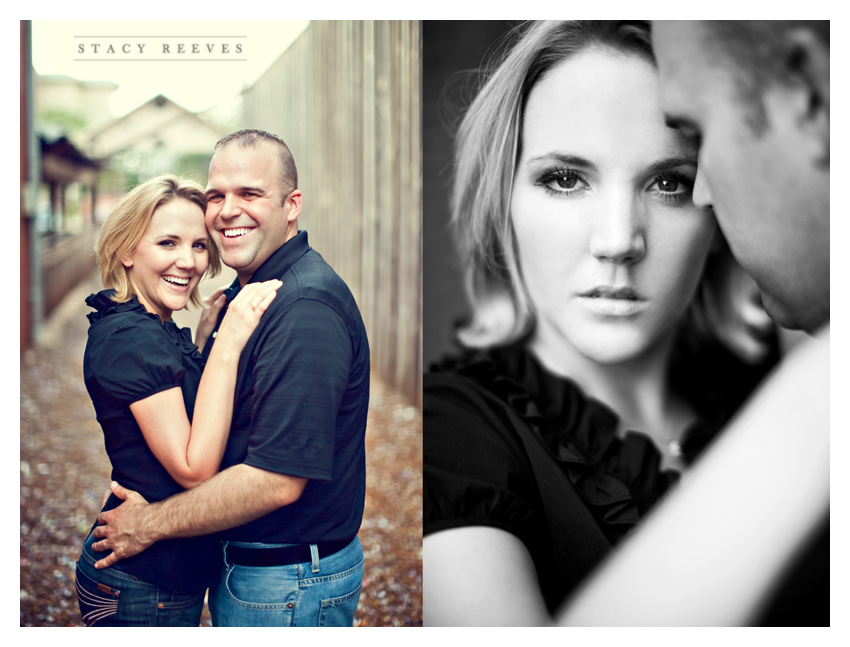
[423,340,776,612]
[82,290,218,593]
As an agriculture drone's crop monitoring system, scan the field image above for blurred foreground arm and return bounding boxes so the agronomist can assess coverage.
[557,327,829,625]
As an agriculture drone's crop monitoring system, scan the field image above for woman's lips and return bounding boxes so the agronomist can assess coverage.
[578,286,646,316]
[579,286,642,300]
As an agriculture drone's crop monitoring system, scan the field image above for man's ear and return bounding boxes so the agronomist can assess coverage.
[286,190,303,223]
[783,26,829,166]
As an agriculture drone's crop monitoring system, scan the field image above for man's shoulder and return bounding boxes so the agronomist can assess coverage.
[291,246,344,284]
[282,248,361,315]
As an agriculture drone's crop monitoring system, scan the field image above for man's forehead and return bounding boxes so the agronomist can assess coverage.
[654,22,695,74]
[653,22,714,110]
[207,145,279,188]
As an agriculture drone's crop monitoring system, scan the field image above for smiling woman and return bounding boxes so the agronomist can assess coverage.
[423,20,780,626]
[74,175,283,626]
[119,198,212,322]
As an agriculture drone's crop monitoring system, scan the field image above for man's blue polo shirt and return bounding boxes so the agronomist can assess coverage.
[205,230,370,544]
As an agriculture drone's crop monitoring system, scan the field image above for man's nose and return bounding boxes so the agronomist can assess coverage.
[218,194,242,218]
[692,169,713,210]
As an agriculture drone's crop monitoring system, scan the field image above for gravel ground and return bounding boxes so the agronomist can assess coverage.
[19,272,422,627]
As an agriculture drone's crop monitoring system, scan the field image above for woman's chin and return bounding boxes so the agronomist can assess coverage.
[579,345,650,365]
[534,327,656,369]
[161,295,192,316]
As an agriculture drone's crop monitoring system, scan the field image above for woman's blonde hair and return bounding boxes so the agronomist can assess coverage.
[452,20,744,353]
[94,175,221,308]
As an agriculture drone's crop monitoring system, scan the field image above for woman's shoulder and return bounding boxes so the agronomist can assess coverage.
[424,347,542,540]
[425,347,519,425]
[85,290,162,335]
[425,346,540,467]
[425,344,521,395]
[84,291,187,367]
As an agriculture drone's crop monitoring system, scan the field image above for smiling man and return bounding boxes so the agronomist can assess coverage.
[205,132,302,284]
[91,130,371,627]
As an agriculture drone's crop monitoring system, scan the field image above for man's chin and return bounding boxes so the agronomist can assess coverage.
[220,251,252,271]
[762,291,828,335]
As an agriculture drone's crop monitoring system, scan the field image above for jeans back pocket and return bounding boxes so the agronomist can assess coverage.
[75,564,120,626]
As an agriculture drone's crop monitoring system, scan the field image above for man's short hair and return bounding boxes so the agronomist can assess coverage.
[703,21,829,133]
[215,129,299,203]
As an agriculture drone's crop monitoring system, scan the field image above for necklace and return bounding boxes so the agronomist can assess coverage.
[667,439,684,459]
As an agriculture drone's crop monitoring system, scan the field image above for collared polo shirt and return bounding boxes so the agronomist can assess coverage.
[205,230,370,544]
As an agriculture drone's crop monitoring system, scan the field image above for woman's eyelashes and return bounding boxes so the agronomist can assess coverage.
[648,171,695,204]
[156,239,209,251]
[534,167,695,204]
[535,168,589,197]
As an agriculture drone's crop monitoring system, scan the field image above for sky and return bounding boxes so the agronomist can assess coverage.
[31,21,310,120]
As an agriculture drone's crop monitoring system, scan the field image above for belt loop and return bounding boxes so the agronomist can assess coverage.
[310,544,320,573]
[222,541,231,567]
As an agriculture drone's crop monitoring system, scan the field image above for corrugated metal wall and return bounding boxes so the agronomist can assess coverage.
[240,21,422,408]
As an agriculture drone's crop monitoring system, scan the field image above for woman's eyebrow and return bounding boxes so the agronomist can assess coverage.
[525,153,598,172]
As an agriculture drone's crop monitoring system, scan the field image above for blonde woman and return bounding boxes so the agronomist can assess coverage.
[75,175,280,626]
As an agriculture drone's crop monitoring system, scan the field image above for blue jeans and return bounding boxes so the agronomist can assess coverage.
[209,536,363,626]
[75,530,205,627]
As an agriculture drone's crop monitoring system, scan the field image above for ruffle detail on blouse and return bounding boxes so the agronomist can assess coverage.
[86,289,155,324]
[85,290,205,365]
[431,347,684,538]
[423,462,536,536]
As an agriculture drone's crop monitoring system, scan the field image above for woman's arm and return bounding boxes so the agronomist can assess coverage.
[130,280,281,489]
[424,527,553,626]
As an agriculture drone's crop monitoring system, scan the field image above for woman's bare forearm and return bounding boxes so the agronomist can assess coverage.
[181,342,241,484]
